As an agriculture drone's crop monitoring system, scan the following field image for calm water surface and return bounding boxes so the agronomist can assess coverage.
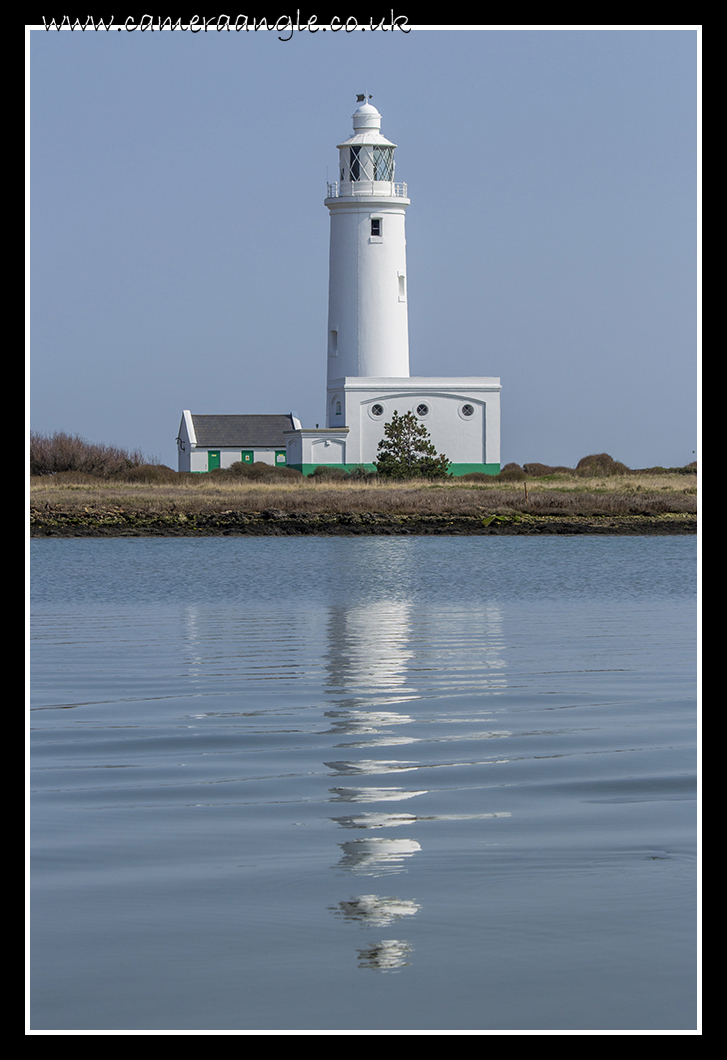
[29,537,698,1031]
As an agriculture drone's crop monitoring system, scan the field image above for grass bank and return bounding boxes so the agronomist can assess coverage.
[30,470,697,536]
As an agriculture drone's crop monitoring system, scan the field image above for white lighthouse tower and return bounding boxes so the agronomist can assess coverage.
[284,97,501,476]
[325,97,410,393]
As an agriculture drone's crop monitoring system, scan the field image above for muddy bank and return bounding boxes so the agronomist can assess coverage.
[31,506,697,537]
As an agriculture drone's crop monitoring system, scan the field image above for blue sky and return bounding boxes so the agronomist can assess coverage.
[28,25,699,469]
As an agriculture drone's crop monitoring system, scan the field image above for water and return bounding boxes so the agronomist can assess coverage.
[29,537,698,1031]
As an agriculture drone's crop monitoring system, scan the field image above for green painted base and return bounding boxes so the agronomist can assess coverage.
[288,464,375,476]
[448,463,501,477]
[287,463,501,477]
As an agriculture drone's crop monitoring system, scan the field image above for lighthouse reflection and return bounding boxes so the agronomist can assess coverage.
[322,589,506,970]
[356,940,413,972]
[333,895,421,925]
[336,837,422,875]
[325,759,419,776]
[324,708,416,745]
[324,597,506,705]
[334,812,420,829]
[323,602,422,966]
[330,787,428,803]
[324,601,415,704]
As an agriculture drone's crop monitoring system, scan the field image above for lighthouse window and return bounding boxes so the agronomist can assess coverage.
[371,404,384,417]
[373,146,394,181]
[416,403,430,418]
[370,218,381,237]
[461,404,474,417]
[349,146,361,181]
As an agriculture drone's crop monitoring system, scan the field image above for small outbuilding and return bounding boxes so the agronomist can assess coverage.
[176,411,301,473]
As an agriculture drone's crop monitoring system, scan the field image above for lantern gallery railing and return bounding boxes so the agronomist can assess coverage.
[326,181,408,198]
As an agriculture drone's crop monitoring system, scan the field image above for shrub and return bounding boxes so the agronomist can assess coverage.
[522,462,555,477]
[216,461,303,481]
[575,453,629,477]
[30,431,148,477]
[496,463,526,481]
[347,465,378,482]
[308,465,349,481]
[375,410,450,480]
[632,463,697,476]
[116,464,178,483]
[523,463,574,477]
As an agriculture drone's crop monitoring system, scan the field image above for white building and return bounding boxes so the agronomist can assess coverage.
[176,412,300,473]
[179,98,501,476]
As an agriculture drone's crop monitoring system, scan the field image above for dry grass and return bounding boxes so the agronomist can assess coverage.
[29,470,697,518]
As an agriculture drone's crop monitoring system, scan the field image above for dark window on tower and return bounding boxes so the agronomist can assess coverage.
[350,146,361,181]
[371,219,381,237]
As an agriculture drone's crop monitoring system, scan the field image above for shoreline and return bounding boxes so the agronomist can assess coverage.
[30,508,697,537]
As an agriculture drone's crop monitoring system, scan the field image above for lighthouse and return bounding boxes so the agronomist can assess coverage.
[324,97,410,393]
[287,98,501,475]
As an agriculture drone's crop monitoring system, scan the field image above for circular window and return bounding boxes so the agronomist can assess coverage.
[371,403,384,417]
[416,403,429,417]
[458,402,478,421]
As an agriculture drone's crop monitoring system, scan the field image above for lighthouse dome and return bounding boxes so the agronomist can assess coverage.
[337,100,396,149]
[352,102,382,132]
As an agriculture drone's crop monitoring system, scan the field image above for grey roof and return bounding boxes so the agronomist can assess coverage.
[191,414,295,448]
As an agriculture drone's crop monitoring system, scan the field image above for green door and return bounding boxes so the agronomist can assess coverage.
[208,450,220,471]
[241,450,254,464]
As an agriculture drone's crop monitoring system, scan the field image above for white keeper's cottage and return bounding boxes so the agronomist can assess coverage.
[176,412,301,473]
[178,98,501,475]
